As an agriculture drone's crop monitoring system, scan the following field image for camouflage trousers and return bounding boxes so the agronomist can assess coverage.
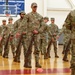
[15,35,27,61]
[70,40,75,75]
[63,38,71,50]
[0,38,15,57]
[25,33,40,66]
[40,39,47,58]
[63,39,70,53]
[5,39,15,57]
[0,45,3,55]
[47,38,58,57]
[0,38,7,56]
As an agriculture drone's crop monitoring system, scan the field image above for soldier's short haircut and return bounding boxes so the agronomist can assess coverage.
[51,18,55,20]
[19,11,26,15]
[8,17,13,20]
[2,20,6,22]
[43,17,49,21]
[31,2,37,7]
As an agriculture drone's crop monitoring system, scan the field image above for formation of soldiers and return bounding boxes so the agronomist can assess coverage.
[0,2,72,71]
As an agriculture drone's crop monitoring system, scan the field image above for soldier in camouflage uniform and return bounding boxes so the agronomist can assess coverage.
[0,20,9,57]
[13,11,27,62]
[40,17,49,58]
[6,17,16,58]
[24,3,52,68]
[48,18,59,58]
[59,23,71,61]
[65,10,75,75]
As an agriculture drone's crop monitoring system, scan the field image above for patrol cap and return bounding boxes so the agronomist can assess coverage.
[51,18,55,20]
[43,17,49,21]
[2,20,6,22]
[8,17,13,20]
[19,11,26,15]
[31,2,37,7]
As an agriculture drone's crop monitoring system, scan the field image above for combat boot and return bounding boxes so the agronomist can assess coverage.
[3,55,8,58]
[63,54,68,62]
[24,59,32,68]
[71,68,75,75]
[55,55,59,58]
[62,50,64,54]
[0,52,2,56]
[14,59,20,63]
[48,54,51,58]
[44,57,48,59]
[45,53,51,59]
[44,54,50,59]
[14,57,20,63]
[3,53,8,58]
[35,62,41,68]
[44,54,48,59]
[24,64,32,68]
[55,52,59,58]
[63,58,68,62]
[48,56,51,58]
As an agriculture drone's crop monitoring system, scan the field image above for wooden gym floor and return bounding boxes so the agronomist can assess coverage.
[0,45,71,75]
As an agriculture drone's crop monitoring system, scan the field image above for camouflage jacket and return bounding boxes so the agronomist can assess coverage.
[49,23,59,37]
[13,17,27,35]
[40,24,52,39]
[59,26,71,43]
[7,23,16,38]
[7,23,14,33]
[25,12,46,33]
[0,25,9,38]
[65,10,75,39]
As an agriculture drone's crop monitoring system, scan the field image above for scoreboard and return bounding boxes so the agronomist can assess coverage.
[0,0,25,16]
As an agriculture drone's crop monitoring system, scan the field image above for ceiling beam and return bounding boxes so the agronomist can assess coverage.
[47,8,72,11]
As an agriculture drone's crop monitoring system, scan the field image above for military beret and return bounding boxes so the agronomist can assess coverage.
[43,17,49,21]
[8,17,13,20]
[2,20,6,22]
[51,18,55,20]
[19,11,26,15]
[31,2,37,7]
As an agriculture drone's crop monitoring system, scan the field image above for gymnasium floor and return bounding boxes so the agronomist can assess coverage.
[0,45,71,75]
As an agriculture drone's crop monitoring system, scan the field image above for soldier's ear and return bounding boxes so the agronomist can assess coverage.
[31,6,33,9]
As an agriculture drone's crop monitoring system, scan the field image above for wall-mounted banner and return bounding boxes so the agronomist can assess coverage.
[0,0,25,17]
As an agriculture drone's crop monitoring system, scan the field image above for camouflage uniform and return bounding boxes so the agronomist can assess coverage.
[40,24,52,59]
[65,10,75,75]
[24,3,50,68]
[59,24,71,52]
[13,11,27,62]
[59,24,71,61]
[39,17,50,59]
[24,12,42,68]
[0,27,2,55]
[0,20,9,57]
[6,17,15,57]
[48,18,59,58]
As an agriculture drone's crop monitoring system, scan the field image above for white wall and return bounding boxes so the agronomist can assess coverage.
[47,11,70,29]
[47,0,72,9]
[46,0,73,29]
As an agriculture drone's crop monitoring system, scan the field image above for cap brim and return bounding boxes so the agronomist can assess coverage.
[33,5,37,7]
